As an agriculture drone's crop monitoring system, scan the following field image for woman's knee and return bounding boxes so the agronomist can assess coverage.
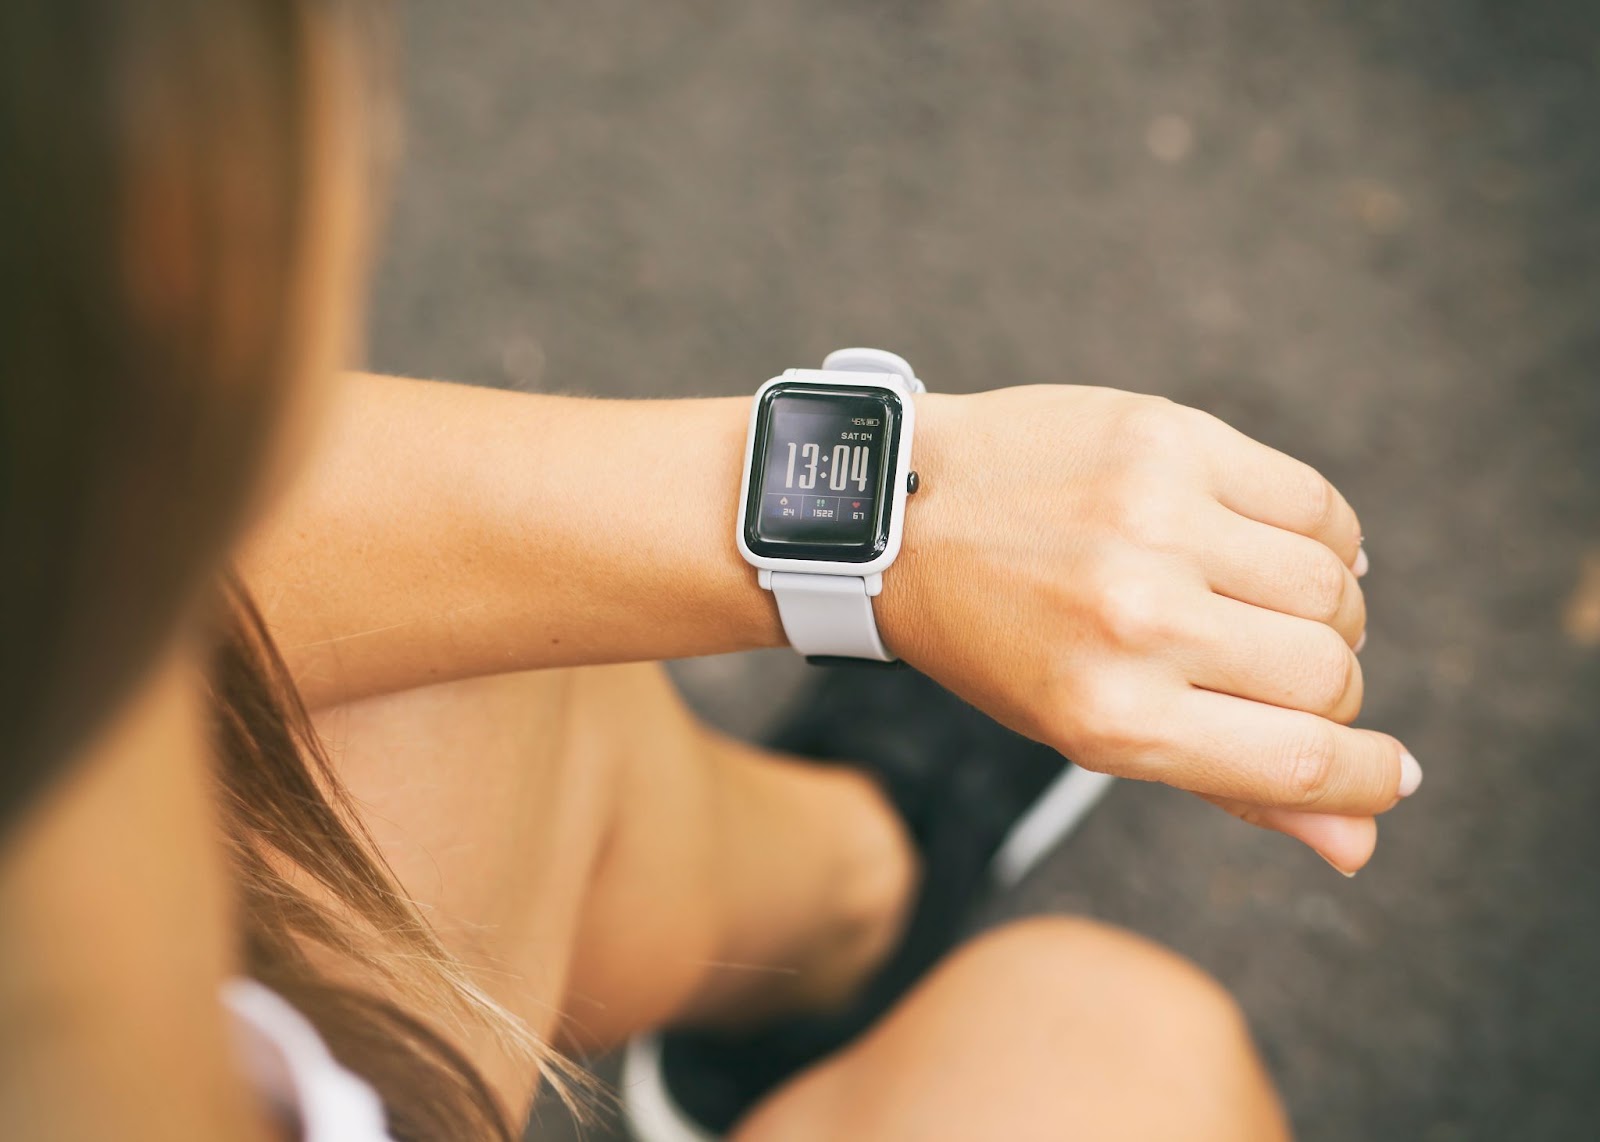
[736,917,1286,1142]
[947,916,1253,1053]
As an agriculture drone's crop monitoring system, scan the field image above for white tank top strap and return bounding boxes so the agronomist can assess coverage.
[223,978,396,1142]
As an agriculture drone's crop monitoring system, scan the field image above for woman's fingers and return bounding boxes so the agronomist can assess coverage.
[1195,413,1364,568]
[1180,592,1365,722]
[1200,506,1367,647]
[1198,794,1379,876]
[1126,687,1420,813]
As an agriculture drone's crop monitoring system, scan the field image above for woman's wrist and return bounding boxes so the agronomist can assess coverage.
[874,391,964,664]
[722,386,960,664]
[498,392,788,659]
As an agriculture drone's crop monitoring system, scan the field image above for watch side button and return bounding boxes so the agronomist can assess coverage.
[907,470,920,494]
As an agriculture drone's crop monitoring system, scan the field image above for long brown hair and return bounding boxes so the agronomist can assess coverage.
[214,581,588,1140]
[0,2,580,1137]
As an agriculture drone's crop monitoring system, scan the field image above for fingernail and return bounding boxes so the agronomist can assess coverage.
[1353,546,1370,578]
[1397,750,1423,797]
[1354,630,1367,654]
[1321,853,1358,878]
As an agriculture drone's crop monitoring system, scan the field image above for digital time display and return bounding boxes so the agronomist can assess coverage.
[749,389,898,554]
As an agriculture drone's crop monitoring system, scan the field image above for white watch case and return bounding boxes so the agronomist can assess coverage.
[734,354,921,592]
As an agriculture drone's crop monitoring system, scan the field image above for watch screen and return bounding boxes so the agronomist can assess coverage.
[747,387,900,559]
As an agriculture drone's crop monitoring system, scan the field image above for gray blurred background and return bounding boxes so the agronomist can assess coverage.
[368,2,1600,1139]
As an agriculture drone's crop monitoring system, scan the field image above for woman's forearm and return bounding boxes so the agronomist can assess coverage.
[242,373,783,710]
[244,368,1418,874]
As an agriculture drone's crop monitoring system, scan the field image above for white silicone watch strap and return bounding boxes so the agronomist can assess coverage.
[769,571,894,662]
[821,347,927,394]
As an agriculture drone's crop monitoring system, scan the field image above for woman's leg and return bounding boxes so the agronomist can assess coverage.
[734,916,1291,1142]
[552,664,924,1051]
[311,662,916,1106]
[315,662,1288,1139]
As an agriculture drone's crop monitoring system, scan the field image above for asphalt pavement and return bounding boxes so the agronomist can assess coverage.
[369,3,1600,1139]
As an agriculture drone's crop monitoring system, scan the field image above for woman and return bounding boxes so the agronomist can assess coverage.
[1,2,1414,1139]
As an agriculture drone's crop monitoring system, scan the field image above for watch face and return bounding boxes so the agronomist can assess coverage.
[744,382,903,562]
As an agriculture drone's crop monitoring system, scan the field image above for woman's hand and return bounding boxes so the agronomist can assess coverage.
[879,385,1418,875]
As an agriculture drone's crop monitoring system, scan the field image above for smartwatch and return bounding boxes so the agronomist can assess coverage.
[735,348,924,663]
